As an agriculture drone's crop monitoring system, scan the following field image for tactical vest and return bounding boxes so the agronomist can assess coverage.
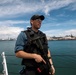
[22,27,48,67]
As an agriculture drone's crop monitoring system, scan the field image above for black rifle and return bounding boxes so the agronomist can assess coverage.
[30,36,52,75]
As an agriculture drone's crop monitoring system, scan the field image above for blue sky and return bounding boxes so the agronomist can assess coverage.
[0,0,76,39]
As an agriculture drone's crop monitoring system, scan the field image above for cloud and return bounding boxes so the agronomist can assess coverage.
[64,29,76,35]
[65,0,76,11]
[44,29,63,37]
[44,29,76,37]
[42,0,76,15]
[0,0,76,39]
[0,20,29,26]
[0,26,24,39]
[0,0,42,17]
[41,0,45,3]
[43,19,76,37]
[0,20,28,39]
[0,0,76,17]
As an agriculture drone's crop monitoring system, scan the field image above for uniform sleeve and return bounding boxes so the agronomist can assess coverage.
[15,31,27,53]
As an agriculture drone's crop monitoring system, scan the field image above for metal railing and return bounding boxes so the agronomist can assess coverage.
[1,52,8,75]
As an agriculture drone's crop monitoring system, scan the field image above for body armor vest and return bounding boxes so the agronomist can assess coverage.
[22,27,48,67]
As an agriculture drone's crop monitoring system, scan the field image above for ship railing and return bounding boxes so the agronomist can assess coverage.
[1,52,8,75]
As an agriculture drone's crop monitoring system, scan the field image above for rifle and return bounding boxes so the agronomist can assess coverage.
[31,36,52,75]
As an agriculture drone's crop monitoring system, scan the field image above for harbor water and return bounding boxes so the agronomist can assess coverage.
[0,40,76,75]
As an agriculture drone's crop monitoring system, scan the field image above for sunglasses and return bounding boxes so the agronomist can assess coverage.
[35,19,42,22]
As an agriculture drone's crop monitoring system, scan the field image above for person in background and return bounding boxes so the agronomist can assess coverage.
[15,14,55,75]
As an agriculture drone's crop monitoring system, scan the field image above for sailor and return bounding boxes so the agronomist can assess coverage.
[15,14,55,75]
